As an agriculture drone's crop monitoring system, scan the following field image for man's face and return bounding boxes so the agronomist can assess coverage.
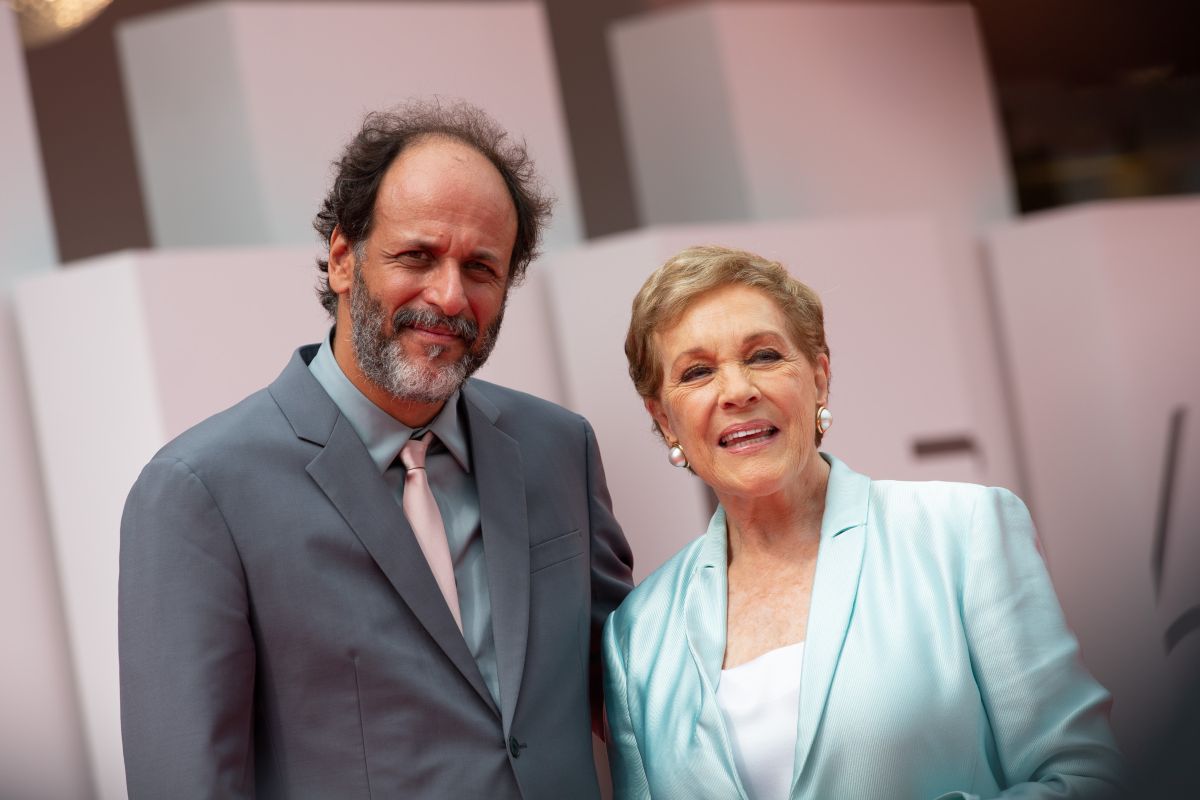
[329,136,518,408]
[348,259,504,404]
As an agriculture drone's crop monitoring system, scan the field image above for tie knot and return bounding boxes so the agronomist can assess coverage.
[399,432,433,471]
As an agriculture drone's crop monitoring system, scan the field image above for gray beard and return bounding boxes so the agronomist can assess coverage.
[349,264,504,405]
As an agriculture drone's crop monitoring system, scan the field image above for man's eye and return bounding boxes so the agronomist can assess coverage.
[465,261,498,278]
[679,365,712,382]
[397,251,431,266]
[749,349,781,364]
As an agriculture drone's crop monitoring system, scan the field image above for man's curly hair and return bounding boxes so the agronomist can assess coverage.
[313,99,554,316]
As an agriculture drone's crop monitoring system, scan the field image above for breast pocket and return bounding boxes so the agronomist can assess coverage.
[529,528,584,573]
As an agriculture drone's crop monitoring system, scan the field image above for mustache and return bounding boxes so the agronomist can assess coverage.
[391,307,478,341]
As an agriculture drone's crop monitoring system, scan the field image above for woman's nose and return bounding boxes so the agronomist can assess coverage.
[718,366,759,409]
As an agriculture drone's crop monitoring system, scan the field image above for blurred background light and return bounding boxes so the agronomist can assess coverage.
[10,0,113,48]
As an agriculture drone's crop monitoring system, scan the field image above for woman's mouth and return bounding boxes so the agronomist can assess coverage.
[718,424,779,450]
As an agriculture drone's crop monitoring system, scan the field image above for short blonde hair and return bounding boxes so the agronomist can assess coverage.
[625,244,830,432]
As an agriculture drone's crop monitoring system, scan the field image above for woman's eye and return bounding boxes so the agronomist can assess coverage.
[679,365,712,383]
[749,349,782,364]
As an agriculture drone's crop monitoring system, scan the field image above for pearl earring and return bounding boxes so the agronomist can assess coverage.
[816,406,832,434]
[668,443,689,469]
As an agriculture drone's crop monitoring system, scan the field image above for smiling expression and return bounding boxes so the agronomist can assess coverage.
[328,136,518,423]
[646,283,830,503]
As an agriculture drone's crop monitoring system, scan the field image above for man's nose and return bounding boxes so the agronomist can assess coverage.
[423,260,469,318]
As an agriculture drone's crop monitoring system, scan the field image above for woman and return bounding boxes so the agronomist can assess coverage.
[603,245,1123,799]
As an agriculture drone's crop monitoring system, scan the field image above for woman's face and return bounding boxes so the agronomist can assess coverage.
[646,283,830,503]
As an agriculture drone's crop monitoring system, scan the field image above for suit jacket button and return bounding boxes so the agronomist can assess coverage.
[508,736,522,758]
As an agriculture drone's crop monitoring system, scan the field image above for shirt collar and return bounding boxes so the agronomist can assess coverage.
[307,329,472,474]
[697,451,869,570]
[817,452,870,538]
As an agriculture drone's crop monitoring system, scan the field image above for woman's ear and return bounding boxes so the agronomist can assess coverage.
[645,397,676,444]
[814,353,831,406]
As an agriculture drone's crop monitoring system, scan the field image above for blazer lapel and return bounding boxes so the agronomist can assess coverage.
[463,383,530,731]
[792,455,870,788]
[684,507,751,800]
[271,348,498,714]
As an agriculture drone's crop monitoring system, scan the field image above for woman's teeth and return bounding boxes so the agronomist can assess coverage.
[719,426,777,448]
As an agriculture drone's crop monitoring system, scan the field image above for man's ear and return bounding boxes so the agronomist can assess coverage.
[645,397,676,444]
[328,225,355,297]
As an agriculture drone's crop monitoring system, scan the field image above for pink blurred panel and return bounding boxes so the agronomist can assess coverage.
[1,7,92,799]
[137,247,329,439]
[0,7,55,274]
[609,6,749,225]
[612,2,1013,231]
[718,3,1012,229]
[118,1,581,251]
[16,254,165,800]
[987,198,1200,757]
[232,2,581,250]
[0,302,93,800]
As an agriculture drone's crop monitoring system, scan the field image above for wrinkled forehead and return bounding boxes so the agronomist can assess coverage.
[390,134,516,209]
[661,283,792,337]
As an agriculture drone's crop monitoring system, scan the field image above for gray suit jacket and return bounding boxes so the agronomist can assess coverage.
[119,345,634,799]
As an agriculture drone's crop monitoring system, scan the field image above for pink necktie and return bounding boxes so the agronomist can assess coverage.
[400,433,463,631]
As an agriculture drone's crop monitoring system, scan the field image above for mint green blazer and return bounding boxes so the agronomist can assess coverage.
[603,455,1123,799]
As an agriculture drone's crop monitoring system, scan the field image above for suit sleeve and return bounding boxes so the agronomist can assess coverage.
[602,616,652,800]
[119,457,256,799]
[957,487,1125,800]
[583,419,635,736]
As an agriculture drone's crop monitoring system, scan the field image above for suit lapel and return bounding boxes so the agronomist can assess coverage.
[792,455,870,789]
[463,383,530,731]
[684,507,751,800]
[271,348,498,714]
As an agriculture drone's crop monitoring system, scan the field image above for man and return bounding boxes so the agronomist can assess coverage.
[119,101,634,799]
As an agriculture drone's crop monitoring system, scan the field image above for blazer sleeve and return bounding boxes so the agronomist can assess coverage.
[956,486,1125,800]
[119,457,256,799]
[602,616,652,800]
[584,419,635,734]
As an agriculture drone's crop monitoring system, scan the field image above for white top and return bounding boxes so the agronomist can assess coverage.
[715,641,805,800]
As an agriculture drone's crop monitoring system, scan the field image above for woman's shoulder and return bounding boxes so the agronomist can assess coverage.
[870,476,1024,511]
[606,532,708,641]
[871,476,1027,515]
[825,453,1022,527]
[865,475,1034,554]
[826,453,1028,531]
